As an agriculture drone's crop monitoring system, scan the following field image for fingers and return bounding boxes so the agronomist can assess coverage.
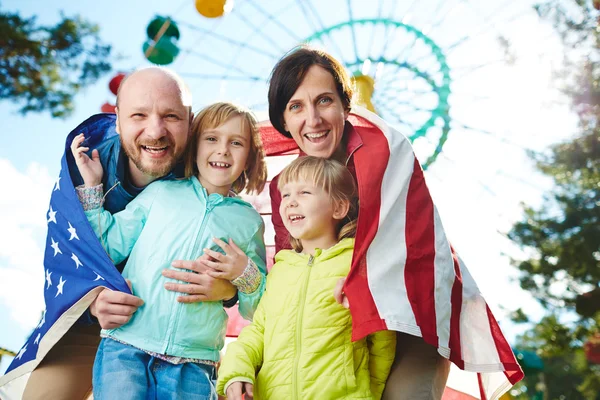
[91,149,100,162]
[176,294,209,303]
[334,278,350,308]
[100,289,144,307]
[228,238,244,255]
[203,248,224,262]
[226,382,243,400]
[162,269,203,285]
[212,237,232,254]
[125,278,133,293]
[92,288,143,329]
[164,281,205,294]
[333,278,345,304]
[205,269,229,280]
[244,383,254,399]
[171,259,209,274]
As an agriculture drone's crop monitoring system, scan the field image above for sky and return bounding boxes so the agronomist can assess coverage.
[0,0,578,374]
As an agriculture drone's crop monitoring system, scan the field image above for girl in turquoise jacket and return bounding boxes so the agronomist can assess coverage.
[71,102,268,400]
[217,156,396,400]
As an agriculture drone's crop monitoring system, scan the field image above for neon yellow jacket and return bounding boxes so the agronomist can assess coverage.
[216,238,396,399]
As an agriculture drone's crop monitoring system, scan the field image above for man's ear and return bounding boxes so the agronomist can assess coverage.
[332,199,350,221]
[115,108,120,134]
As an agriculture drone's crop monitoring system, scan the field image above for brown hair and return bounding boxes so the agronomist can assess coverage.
[268,45,354,138]
[184,102,267,194]
[278,156,357,252]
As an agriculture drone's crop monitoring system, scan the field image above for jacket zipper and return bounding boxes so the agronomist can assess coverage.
[164,205,212,355]
[292,254,314,400]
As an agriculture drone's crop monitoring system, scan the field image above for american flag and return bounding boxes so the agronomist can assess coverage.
[0,115,131,395]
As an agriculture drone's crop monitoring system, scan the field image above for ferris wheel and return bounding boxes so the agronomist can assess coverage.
[131,0,542,173]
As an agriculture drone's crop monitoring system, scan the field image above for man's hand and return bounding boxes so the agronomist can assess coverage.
[226,381,254,400]
[164,254,237,303]
[334,277,350,309]
[90,280,144,329]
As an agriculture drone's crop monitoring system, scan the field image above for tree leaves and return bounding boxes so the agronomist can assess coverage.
[0,9,112,118]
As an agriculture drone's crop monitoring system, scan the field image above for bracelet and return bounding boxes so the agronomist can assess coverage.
[231,258,262,294]
[75,184,104,211]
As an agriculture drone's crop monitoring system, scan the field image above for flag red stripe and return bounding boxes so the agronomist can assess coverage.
[347,123,389,340]
[486,305,525,384]
[404,159,438,345]
[449,246,464,369]
[478,373,488,400]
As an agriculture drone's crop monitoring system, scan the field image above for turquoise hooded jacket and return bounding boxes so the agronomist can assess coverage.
[85,176,267,362]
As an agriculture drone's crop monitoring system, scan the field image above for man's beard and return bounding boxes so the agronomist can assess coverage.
[120,136,183,179]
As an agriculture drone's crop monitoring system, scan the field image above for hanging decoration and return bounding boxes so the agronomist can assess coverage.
[143,16,180,65]
[101,102,117,113]
[195,0,231,18]
[109,72,126,96]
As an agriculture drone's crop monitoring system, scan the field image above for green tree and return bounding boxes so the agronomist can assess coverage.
[507,1,600,399]
[0,7,112,118]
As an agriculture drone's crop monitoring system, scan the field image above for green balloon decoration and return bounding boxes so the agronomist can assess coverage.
[143,16,180,65]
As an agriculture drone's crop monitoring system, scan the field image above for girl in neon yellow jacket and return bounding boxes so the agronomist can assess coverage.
[217,156,396,400]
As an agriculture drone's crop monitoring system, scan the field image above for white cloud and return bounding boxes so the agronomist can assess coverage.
[0,159,54,328]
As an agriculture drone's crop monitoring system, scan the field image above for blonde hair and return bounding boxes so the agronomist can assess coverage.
[184,102,267,194]
[278,156,357,252]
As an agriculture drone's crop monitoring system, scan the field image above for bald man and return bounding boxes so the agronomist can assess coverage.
[23,68,238,400]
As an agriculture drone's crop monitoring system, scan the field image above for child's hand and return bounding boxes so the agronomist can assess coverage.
[71,133,103,187]
[226,381,254,400]
[202,238,248,281]
[334,278,350,309]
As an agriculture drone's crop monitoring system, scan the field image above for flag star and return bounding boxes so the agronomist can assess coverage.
[54,176,61,191]
[34,333,41,345]
[37,310,46,329]
[15,344,27,360]
[50,238,62,256]
[93,273,105,281]
[45,270,52,289]
[71,253,83,269]
[67,222,79,241]
[55,276,66,297]
[47,206,57,224]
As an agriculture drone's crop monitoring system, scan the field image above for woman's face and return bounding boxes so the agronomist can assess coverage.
[283,65,348,159]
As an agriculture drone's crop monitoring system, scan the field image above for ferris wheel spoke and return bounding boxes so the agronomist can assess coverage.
[423,1,468,38]
[441,9,531,57]
[246,0,305,43]
[346,0,360,64]
[297,0,347,62]
[178,21,280,60]
[451,120,535,153]
[183,50,265,78]
[179,72,264,82]
[366,0,386,60]
[451,60,507,82]
[230,11,289,54]
[463,0,525,34]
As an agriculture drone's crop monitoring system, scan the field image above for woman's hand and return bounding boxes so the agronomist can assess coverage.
[71,133,103,187]
[226,381,254,400]
[201,238,248,281]
[334,277,350,309]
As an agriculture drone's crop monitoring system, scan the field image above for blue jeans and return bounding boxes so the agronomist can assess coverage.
[92,338,217,400]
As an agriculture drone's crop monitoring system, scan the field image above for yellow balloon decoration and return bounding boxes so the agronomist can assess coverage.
[352,73,377,114]
[195,0,230,18]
